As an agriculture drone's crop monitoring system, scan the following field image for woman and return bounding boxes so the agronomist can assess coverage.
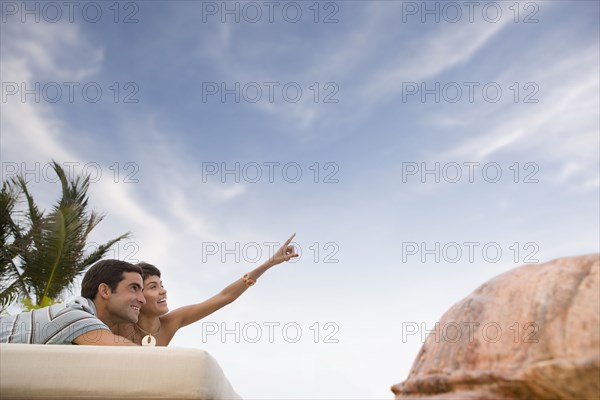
[113,234,298,346]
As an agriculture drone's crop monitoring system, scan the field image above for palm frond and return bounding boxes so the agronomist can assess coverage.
[0,182,31,311]
[12,175,43,228]
[80,232,132,270]
[2,161,132,308]
[0,280,23,313]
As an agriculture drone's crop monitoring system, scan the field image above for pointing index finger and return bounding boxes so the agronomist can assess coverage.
[284,233,296,246]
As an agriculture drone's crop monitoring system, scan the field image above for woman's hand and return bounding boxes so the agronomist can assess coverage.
[269,233,299,266]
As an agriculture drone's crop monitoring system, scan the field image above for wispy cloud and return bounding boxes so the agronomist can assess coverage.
[430,44,599,192]
[193,5,511,132]
[1,22,103,82]
[358,20,509,102]
[1,21,174,258]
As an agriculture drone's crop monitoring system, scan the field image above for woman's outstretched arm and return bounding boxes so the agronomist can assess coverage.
[162,233,298,330]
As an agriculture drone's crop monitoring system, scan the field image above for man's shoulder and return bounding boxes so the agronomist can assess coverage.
[63,296,98,316]
[1,297,106,344]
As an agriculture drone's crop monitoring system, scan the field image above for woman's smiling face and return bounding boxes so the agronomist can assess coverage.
[141,275,169,316]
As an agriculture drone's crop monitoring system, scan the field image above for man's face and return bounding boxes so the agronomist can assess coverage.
[106,272,146,323]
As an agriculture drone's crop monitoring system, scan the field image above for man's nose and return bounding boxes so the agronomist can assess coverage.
[138,292,146,304]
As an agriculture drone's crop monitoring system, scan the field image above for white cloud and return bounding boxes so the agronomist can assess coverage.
[0,21,175,261]
[358,20,508,102]
[1,21,103,82]
[429,44,599,192]
[1,21,102,163]
[193,6,511,132]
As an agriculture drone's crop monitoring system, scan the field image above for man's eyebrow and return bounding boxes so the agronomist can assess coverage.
[129,283,143,289]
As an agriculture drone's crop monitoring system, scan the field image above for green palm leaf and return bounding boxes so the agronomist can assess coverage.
[0,161,132,310]
[0,182,30,311]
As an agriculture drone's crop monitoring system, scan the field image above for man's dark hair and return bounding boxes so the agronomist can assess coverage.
[137,262,161,280]
[81,259,143,300]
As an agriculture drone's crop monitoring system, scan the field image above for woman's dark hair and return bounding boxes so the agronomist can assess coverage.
[81,259,143,300]
[136,262,161,280]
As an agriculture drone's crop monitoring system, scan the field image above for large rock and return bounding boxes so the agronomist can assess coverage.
[392,254,600,399]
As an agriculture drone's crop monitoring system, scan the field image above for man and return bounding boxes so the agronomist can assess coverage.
[0,259,145,345]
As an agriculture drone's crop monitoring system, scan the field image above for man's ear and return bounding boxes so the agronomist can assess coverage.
[98,283,111,300]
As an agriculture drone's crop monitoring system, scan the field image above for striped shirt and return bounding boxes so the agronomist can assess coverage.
[0,297,110,344]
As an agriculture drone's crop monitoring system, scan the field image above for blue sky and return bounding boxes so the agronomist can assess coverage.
[1,1,599,398]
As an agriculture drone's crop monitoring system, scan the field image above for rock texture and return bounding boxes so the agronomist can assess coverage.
[392,254,600,399]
